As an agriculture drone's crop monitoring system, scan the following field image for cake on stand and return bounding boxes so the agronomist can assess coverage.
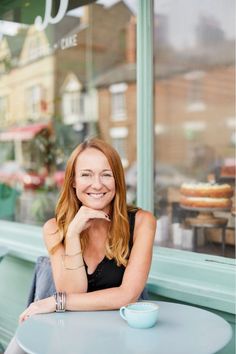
[179,182,234,256]
[180,205,230,256]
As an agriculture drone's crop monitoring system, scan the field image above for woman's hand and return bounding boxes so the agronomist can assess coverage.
[19,296,55,323]
[67,206,110,238]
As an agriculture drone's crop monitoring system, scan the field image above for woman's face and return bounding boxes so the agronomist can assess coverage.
[74,148,116,212]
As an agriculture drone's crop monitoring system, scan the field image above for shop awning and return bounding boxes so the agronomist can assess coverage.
[0,123,49,141]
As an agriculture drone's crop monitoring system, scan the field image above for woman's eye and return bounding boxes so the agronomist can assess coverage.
[102,174,112,178]
[81,173,92,177]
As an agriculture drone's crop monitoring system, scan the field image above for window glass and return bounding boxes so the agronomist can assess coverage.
[0,96,8,122]
[2,0,233,260]
[153,0,235,258]
[0,0,137,225]
[110,126,129,164]
[110,83,128,120]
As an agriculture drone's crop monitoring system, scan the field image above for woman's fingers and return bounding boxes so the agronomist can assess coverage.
[19,303,38,323]
[19,298,55,324]
[67,207,111,237]
[19,308,33,323]
[87,211,110,221]
[80,206,111,221]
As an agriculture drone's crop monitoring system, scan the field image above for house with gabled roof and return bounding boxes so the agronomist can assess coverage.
[0,1,134,167]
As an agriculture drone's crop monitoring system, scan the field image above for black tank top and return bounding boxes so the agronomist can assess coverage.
[85,209,138,292]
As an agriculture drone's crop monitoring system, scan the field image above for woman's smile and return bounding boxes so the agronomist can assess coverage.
[74,148,116,210]
[87,192,107,199]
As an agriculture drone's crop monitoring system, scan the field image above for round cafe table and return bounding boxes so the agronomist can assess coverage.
[15,301,232,354]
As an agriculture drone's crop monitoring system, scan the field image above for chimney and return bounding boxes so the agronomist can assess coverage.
[80,6,90,26]
[126,16,136,64]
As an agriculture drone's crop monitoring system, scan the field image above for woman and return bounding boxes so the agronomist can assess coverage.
[5,138,156,352]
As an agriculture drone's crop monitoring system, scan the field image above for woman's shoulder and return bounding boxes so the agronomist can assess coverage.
[127,205,156,227]
[43,218,58,234]
[135,209,157,229]
[43,218,59,249]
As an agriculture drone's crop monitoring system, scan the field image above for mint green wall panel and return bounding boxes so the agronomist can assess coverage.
[148,246,235,314]
[0,219,235,351]
[0,255,35,349]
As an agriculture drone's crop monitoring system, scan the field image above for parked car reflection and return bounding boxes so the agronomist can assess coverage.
[0,161,45,190]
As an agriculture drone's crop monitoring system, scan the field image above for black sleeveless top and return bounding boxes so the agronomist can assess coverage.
[84,209,138,292]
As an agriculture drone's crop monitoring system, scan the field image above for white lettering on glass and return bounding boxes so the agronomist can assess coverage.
[34,0,69,31]
[60,34,78,50]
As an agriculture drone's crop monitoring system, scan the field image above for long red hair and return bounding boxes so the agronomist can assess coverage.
[50,138,133,266]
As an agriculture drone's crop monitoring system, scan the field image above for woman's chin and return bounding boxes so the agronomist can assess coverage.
[81,200,110,211]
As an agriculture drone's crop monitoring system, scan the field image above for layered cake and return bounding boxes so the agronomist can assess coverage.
[180,183,233,209]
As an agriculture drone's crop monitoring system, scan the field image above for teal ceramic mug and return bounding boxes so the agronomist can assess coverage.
[119,302,159,329]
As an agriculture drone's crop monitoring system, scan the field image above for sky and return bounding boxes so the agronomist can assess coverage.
[0,0,235,49]
[121,0,235,48]
[99,0,235,48]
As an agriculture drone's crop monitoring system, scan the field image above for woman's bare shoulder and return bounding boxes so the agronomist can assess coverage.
[132,209,156,243]
[135,209,156,228]
[43,218,58,234]
[43,218,60,249]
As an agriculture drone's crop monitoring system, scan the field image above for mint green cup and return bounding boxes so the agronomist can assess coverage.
[119,302,159,329]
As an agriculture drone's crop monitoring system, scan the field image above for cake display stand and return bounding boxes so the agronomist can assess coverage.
[180,205,230,256]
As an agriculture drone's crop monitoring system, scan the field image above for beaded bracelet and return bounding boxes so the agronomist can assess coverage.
[54,292,66,312]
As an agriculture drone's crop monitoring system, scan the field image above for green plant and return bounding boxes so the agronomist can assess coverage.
[30,191,57,224]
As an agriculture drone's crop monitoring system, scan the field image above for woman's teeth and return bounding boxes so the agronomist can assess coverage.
[88,193,105,199]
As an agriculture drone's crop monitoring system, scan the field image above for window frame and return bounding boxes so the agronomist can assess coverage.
[109,83,127,121]
[26,84,43,120]
[0,0,233,322]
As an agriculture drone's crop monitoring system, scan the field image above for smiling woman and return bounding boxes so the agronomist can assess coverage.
[4,137,156,354]
[32,137,155,305]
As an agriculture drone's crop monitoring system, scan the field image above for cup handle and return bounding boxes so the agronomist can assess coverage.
[119,307,127,321]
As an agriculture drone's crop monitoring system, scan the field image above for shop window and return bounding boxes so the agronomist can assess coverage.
[154,0,235,258]
[62,91,80,124]
[0,96,8,123]
[109,83,127,121]
[26,85,44,120]
[61,75,82,125]
[110,127,128,168]
[185,71,206,112]
[183,121,206,141]
[79,93,85,118]
[0,1,137,226]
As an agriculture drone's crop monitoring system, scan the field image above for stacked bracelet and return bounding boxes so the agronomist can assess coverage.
[62,251,85,270]
[54,292,66,312]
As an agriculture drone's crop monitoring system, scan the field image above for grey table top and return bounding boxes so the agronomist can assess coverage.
[15,301,232,354]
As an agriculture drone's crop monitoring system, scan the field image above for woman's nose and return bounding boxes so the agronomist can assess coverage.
[91,175,103,188]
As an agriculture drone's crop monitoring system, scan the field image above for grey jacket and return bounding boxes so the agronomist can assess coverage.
[27,256,56,306]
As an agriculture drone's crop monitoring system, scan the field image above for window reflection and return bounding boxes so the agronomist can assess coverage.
[153,0,235,257]
[0,0,137,225]
[0,0,234,258]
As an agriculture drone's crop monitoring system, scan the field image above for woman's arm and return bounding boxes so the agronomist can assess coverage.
[43,218,88,293]
[66,209,157,310]
[43,207,111,294]
[20,210,156,321]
